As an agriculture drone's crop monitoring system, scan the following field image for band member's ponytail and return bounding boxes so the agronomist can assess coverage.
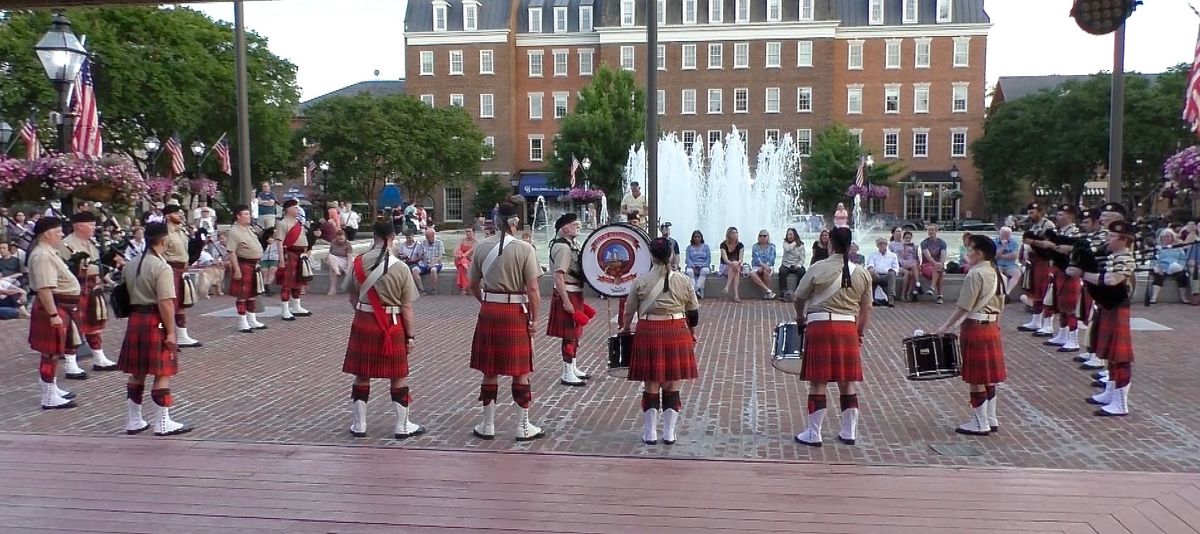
[829,227,853,288]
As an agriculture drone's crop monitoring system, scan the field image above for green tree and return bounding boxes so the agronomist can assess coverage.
[802,123,903,215]
[299,93,486,215]
[547,65,646,206]
[472,176,510,220]
[0,7,301,199]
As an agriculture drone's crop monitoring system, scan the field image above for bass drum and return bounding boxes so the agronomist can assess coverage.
[579,223,653,298]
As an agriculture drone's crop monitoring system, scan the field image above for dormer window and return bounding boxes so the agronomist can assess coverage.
[868,0,883,25]
[766,0,781,22]
[432,0,448,32]
[736,0,749,23]
[682,0,697,24]
[554,6,568,32]
[937,0,953,23]
[903,0,918,24]
[529,7,543,33]
[579,4,594,31]
[710,0,723,23]
[799,0,814,21]
[621,0,635,26]
[464,1,480,31]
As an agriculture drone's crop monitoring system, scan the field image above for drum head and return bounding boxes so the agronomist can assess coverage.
[580,224,653,298]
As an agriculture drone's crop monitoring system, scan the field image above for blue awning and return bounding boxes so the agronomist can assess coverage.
[518,173,569,197]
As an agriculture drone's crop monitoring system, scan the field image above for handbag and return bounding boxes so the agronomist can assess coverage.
[109,254,147,319]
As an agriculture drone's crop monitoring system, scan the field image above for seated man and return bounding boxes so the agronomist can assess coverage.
[919,224,948,304]
[411,227,445,294]
[865,237,900,307]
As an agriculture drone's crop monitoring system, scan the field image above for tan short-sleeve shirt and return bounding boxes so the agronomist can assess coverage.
[550,238,582,285]
[623,267,699,324]
[470,234,541,293]
[345,249,420,306]
[956,263,1004,315]
[128,253,176,305]
[226,225,264,260]
[794,255,872,316]
[29,245,80,295]
[162,221,189,263]
[275,217,308,248]
[59,234,100,277]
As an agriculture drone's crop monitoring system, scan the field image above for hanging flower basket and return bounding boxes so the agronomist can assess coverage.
[1163,146,1200,191]
[567,187,606,202]
[188,177,219,198]
[905,188,923,197]
[73,183,117,202]
[146,178,178,200]
[942,189,964,200]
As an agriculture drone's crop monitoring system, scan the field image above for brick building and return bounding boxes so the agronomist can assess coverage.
[404,0,991,223]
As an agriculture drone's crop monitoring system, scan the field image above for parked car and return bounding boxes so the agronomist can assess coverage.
[957,219,998,232]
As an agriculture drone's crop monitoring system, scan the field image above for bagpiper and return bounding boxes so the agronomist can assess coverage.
[275,199,313,321]
[546,213,595,387]
[59,211,118,376]
[1039,205,1084,353]
[1018,202,1056,336]
[225,205,267,333]
[162,205,202,347]
[27,217,81,409]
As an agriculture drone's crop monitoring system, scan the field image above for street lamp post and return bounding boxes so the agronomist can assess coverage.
[34,12,87,156]
[509,176,520,199]
[581,157,592,190]
[949,163,961,220]
[318,161,330,213]
[0,121,13,155]
[190,141,206,174]
[143,136,160,178]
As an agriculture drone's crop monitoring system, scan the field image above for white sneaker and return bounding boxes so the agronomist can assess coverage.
[794,409,826,447]
[570,361,591,379]
[1045,327,1067,346]
[90,348,118,370]
[985,395,999,432]
[349,399,367,437]
[560,362,586,387]
[176,327,202,348]
[1058,330,1080,352]
[126,399,149,434]
[1096,385,1130,416]
[514,407,545,442]
[473,403,496,440]
[392,402,426,439]
[1088,382,1114,406]
[1080,354,1106,370]
[661,409,679,445]
[1035,317,1056,337]
[53,379,75,400]
[1019,313,1040,331]
[280,302,295,321]
[642,408,659,445]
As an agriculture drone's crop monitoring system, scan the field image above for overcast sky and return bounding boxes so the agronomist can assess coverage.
[188,0,1199,102]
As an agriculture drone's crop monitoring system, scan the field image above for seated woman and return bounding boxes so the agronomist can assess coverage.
[1150,229,1191,305]
[685,231,711,298]
[454,227,478,295]
[958,232,975,272]
[777,228,806,300]
[749,230,777,300]
[718,227,744,302]
[896,231,921,300]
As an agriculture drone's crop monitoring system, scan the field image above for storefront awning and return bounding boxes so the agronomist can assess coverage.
[905,170,962,183]
[518,173,569,198]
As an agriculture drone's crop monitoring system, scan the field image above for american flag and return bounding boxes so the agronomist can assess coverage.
[70,59,102,157]
[213,133,232,175]
[1185,26,1200,135]
[569,154,580,188]
[163,133,186,176]
[19,119,39,160]
[304,160,317,185]
[853,156,866,188]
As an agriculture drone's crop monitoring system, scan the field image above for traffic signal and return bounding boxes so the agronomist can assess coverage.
[1071,0,1140,35]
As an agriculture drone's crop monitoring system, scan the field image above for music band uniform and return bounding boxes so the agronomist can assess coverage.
[59,212,118,374]
[1019,203,1056,335]
[225,218,267,333]
[1078,219,1137,417]
[547,213,594,387]
[162,205,201,347]
[275,199,312,320]
[1041,206,1084,352]
[953,256,1006,435]
[28,218,82,410]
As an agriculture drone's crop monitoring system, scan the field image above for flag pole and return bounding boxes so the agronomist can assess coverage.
[197,132,226,167]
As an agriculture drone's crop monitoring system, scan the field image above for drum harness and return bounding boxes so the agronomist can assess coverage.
[802,264,858,325]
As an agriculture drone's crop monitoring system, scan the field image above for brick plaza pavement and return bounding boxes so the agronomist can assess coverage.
[2,292,1199,473]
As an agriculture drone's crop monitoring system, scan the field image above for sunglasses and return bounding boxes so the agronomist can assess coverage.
[758,234,768,237]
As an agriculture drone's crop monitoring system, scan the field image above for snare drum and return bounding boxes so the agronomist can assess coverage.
[902,333,960,381]
[770,322,804,374]
[608,333,634,378]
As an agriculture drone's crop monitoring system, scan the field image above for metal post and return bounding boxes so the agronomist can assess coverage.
[645,0,658,239]
[234,0,254,205]
[54,81,72,154]
[1107,23,1125,204]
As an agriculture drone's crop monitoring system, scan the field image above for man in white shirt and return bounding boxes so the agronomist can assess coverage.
[621,182,647,229]
[865,237,900,307]
[340,202,361,241]
[411,227,445,294]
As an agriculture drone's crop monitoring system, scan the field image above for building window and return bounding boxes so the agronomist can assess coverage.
[903,0,918,23]
[683,0,697,23]
[682,89,697,114]
[708,88,723,114]
[884,130,900,158]
[937,0,953,22]
[710,0,723,23]
[621,0,635,26]
[913,129,929,158]
[529,93,544,120]
[620,46,635,70]
[579,49,594,75]
[682,44,697,69]
[767,0,781,21]
[849,128,863,146]
[796,87,813,112]
[885,84,901,114]
[951,129,968,157]
[708,130,723,149]
[796,129,812,156]
[708,43,723,69]
[657,44,666,70]
[482,136,494,160]
[657,90,666,115]
[736,0,749,23]
[465,2,479,31]
[480,94,494,118]
[682,130,697,154]
[449,50,464,75]
[765,87,780,113]
[529,136,544,161]
[450,93,464,107]
[444,187,463,221]
[734,43,749,68]
[915,38,931,68]
[848,41,864,70]
[554,92,569,118]
[420,51,434,75]
[420,94,434,107]
[885,39,901,69]
[869,0,884,25]
[847,86,863,114]
[529,8,543,33]
[952,82,969,112]
[651,0,663,24]
[733,88,748,113]
[953,37,970,67]
[797,41,813,67]
[800,0,814,20]
[765,129,780,144]
[766,42,781,68]
[433,3,448,31]
[553,50,569,76]
[479,50,494,74]
[914,84,930,114]
[580,6,593,31]
[528,51,544,77]
[554,6,568,32]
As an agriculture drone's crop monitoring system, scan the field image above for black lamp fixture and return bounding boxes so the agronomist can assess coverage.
[0,120,13,147]
[34,11,87,154]
[949,163,960,181]
[1071,0,1139,36]
[190,140,205,157]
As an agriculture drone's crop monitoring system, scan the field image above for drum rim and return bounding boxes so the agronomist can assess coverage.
[579,223,652,298]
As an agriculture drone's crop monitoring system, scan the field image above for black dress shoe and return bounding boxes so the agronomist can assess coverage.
[92,364,118,372]
[155,425,193,437]
[560,379,587,387]
[60,390,76,400]
[837,436,856,445]
[395,426,427,440]
[41,400,77,410]
[281,316,296,321]
[238,328,254,334]
[126,423,150,435]
[64,372,88,380]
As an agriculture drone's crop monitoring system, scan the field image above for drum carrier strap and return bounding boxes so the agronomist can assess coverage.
[804,264,857,315]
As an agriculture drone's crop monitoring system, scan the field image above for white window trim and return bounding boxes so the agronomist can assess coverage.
[765,128,781,144]
[443,187,464,222]
[913,83,930,114]
[554,91,569,119]
[529,135,545,162]
[621,0,635,27]
[528,50,544,78]
[554,6,568,33]
[885,39,902,70]
[764,87,780,114]
[620,45,636,71]
[528,8,543,33]
[553,49,569,76]
[953,37,971,68]
[709,0,723,23]
[937,0,953,23]
[797,41,813,67]
[903,0,918,24]
[433,2,449,32]
[657,89,666,115]
[449,50,464,75]
[708,43,723,69]
[449,93,464,107]
[578,48,594,76]
[479,94,495,118]
[847,84,864,115]
[868,0,884,25]
[708,88,723,114]
[849,128,863,146]
[657,44,667,71]
[848,40,864,70]
[682,44,697,70]
[479,50,494,75]
[796,86,813,113]
[953,82,970,113]
[419,51,435,76]
[796,129,813,157]
[799,0,814,21]
[657,0,667,25]
[682,89,697,115]
[914,38,932,69]
[735,0,749,23]
[733,87,749,114]
[950,128,969,158]
[682,0,697,24]
[734,42,750,69]
[912,128,930,158]
[765,41,781,68]
[579,5,594,32]
[464,2,480,31]
[766,0,782,22]
[885,84,902,114]
[420,94,434,107]
[883,128,901,159]
[528,92,544,120]
[482,136,495,161]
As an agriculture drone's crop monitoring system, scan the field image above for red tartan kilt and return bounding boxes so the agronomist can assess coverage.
[76,276,106,334]
[1054,272,1082,315]
[959,320,1006,385]
[342,310,409,378]
[28,296,79,355]
[229,260,257,299]
[117,309,177,377]
[470,302,534,377]
[1078,291,1094,323]
[1028,259,1052,300]
[1094,306,1134,364]
[627,318,698,382]
[276,248,307,290]
[799,320,863,383]
[546,292,584,339]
